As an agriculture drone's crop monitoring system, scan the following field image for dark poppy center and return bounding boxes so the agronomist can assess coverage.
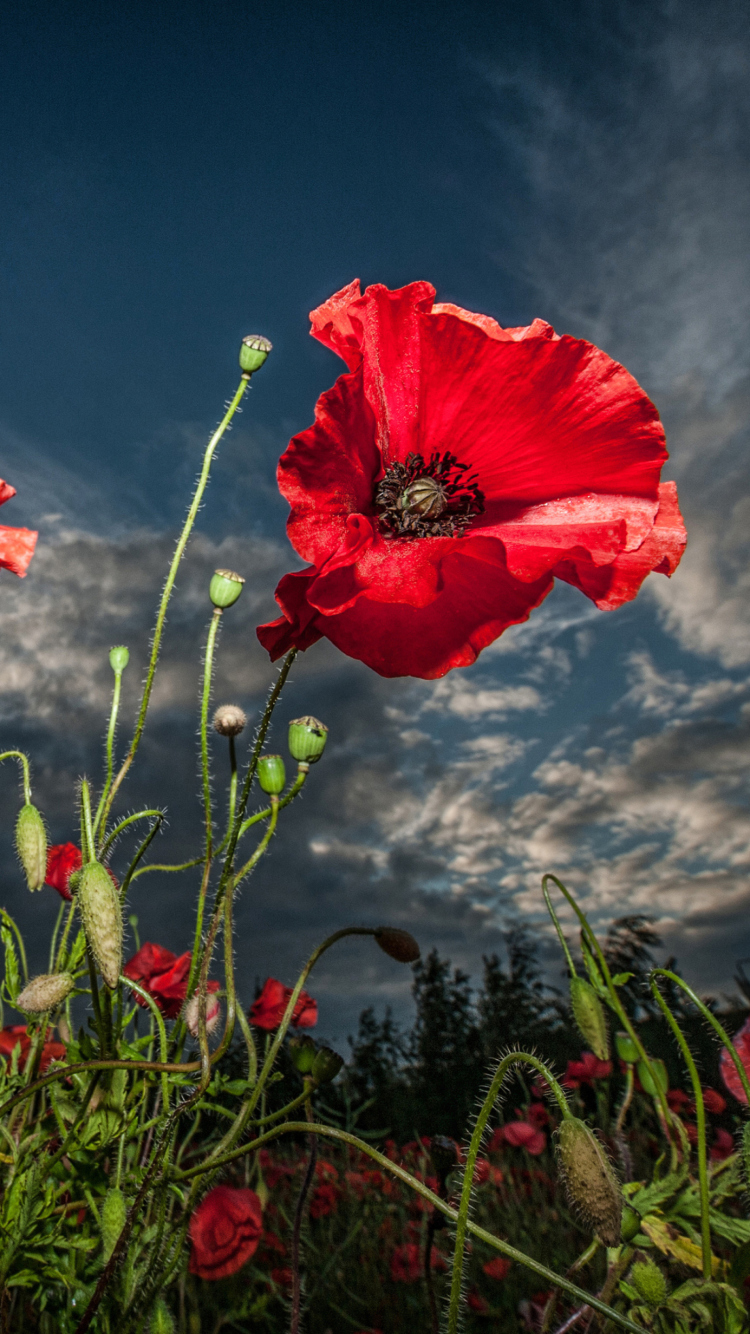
[374,451,485,539]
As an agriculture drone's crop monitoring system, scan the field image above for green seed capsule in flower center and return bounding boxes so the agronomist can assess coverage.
[398,477,448,519]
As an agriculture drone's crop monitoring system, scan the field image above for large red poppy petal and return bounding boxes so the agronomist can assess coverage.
[0,481,16,506]
[0,526,37,577]
[280,367,381,566]
[308,534,449,616]
[553,482,686,609]
[316,549,553,678]
[431,305,559,344]
[415,314,666,501]
[309,279,366,371]
[256,571,325,660]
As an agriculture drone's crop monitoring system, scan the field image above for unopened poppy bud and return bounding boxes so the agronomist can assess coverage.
[213,704,247,737]
[311,1046,344,1084]
[101,1186,127,1261]
[615,1031,639,1064]
[289,1034,317,1074]
[67,869,82,897]
[637,1057,668,1098]
[77,861,123,990]
[258,754,285,794]
[630,1258,668,1309]
[16,803,47,891]
[109,645,130,674]
[239,334,272,375]
[150,1300,176,1334]
[570,975,609,1062]
[374,927,420,964]
[288,716,328,764]
[556,1117,622,1246]
[184,990,222,1039]
[209,568,245,609]
[17,972,74,1014]
[620,1204,641,1243]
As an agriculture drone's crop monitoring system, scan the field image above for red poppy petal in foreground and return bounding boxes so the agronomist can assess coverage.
[257,281,686,679]
[0,480,37,577]
[249,977,318,1030]
[45,843,83,901]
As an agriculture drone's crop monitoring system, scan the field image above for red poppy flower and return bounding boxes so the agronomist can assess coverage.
[390,1242,445,1283]
[466,1290,490,1315]
[710,1127,735,1162]
[0,479,37,578]
[702,1087,726,1116]
[720,1017,750,1104]
[309,1183,338,1219]
[189,1185,263,1281]
[0,1025,65,1072]
[483,1257,511,1280]
[249,977,318,1030]
[500,1121,546,1156]
[563,1052,613,1088]
[257,281,686,680]
[123,943,219,1021]
[667,1088,692,1113]
[45,844,82,901]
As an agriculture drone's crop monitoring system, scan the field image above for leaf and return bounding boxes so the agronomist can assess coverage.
[0,914,20,1004]
[611,972,634,986]
[641,1213,726,1277]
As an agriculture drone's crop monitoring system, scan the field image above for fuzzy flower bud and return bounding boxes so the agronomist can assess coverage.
[77,861,123,990]
[570,975,609,1062]
[109,645,130,674]
[101,1186,127,1261]
[17,972,74,1014]
[288,716,328,764]
[150,1300,176,1334]
[311,1046,344,1085]
[257,754,286,794]
[239,334,272,375]
[556,1117,622,1247]
[620,1204,642,1243]
[184,989,222,1039]
[288,1034,317,1074]
[213,704,247,737]
[374,927,420,964]
[630,1258,668,1309]
[15,802,47,891]
[209,569,245,609]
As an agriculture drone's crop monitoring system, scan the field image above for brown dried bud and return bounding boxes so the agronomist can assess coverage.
[17,972,74,1014]
[213,704,247,737]
[77,861,123,990]
[556,1117,622,1247]
[374,927,420,964]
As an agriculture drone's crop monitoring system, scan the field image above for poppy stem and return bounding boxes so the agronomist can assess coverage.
[93,663,124,841]
[289,1090,316,1334]
[200,607,223,862]
[0,751,31,806]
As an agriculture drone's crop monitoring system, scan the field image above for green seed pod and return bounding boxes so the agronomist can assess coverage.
[77,861,122,989]
[288,1034,317,1074]
[150,1299,176,1334]
[15,802,47,891]
[257,754,286,794]
[239,334,272,375]
[630,1258,668,1309]
[615,1030,639,1064]
[209,568,245,609]
[637,1057,668,1098]
[570,975,609,1062]
[374,927,420,964]
[311,1046,344,1085]
[17,972,74,1014]
[288,716,328,764]
[620,1204,642,1243]
[109,645,130,673]
[101,1186,127,1261]
[556,1117,622,1247]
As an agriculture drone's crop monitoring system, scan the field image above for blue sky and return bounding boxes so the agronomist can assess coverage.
[0,0,748,1039]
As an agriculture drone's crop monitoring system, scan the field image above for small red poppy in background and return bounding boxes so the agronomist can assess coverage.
[123,943,219,1022]
[45,844,118,901]
[498,1121,546,1156]
[710,1128,735,1162]
[257,280,686,680]
[0,479,37,578]
[667,1088,691,1113]
[563,1052,613,1088]
[309,1183,338,1219]
[0,1025,65,1072]
[249,978,318,1030]
[390,1242,445,1283]
[720,1018,750,1104]
[702,1087,727,1116]
[483,1257,511,1281]
[189,1185,263,1281]
[466,1290,490,1315]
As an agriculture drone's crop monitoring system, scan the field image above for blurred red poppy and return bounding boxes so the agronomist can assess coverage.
[45,844,118,902]
[249,978,318,1030]
[563,1052,613,1088]
[257,280,686,679]
[0,479,37,577]
[466,1290,490,1314]
[483,1257,511,1280]
[500,1121,546,1156]
[702,1087,727,1116]
[720,1018,750,1104]
[390,1242,445,1282]
[189,1185,263,1280]
[710,1128,735,1161]
[309,1183,338,1219]
[667,1088,691,1112]
[123,942,218,1021]
[0,1025,65,1072]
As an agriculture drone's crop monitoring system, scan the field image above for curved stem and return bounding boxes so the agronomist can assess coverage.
[130,855,203,882]
[232,796,279,887]
[124,975,170,1111]
[448,1052,570,1334]
[93,668,124,840]
[118,813,166,897]
[98,809,164,863]
[171,1120,643,1334]
[54,902,78,972]
[651,967,750,1105]
[200,608,222,861]
[99,376,251,831]
[237,766,307,839]
[0,751,31,805]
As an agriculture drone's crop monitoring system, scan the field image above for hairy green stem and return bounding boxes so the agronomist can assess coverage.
[80,780,95,864]
[98,809,164,863]
[651,967,750,1105]
[201,608,222,861]
[93,667,124,840]
[125,976,170,1110]
[0,751,31,805]
[118,813,165,897]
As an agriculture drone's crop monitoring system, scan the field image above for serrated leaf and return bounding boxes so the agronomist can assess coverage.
[641,1213,726,1276]
[611,971,634,986]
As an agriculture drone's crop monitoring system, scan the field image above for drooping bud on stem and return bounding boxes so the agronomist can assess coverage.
[109,645,130,674]
[15,802,47,891]
[77,861,123,989]
[556,1117,622,1246]
[209,569,245,609]
[239,335,272,375]
[101,1186,127,1261]
[288,716,328,764]
[374,927,420,963]
[257,754,286,795]
[184,989,222,1039]
[213,704,247,737]
[289,1034,317,1074]
[17,972,74,1013]
[570,974,609,1062]
[311,1046,344,1085]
